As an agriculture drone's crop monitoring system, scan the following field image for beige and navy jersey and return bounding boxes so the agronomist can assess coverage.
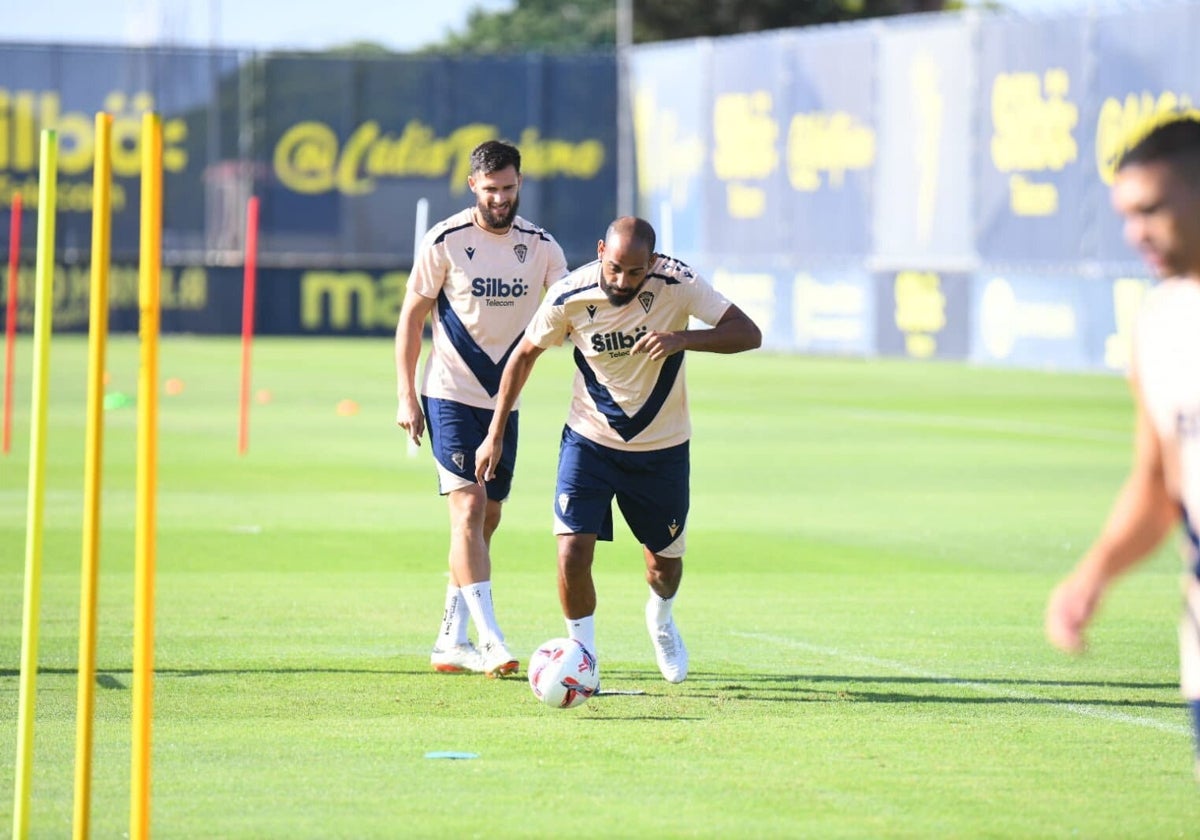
[1134,278,1200,578]
[525,254,732,452]
[411,207,568,409]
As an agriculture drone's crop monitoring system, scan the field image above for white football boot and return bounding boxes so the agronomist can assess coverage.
[647,610,688,683]
[429,642,486,674]
[480,639,519,677]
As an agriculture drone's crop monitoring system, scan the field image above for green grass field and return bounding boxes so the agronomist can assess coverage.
[2,335,1199,838]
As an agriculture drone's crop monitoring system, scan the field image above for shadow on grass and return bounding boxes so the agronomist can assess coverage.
[668,671,1185,709]
[2,667,1184,711]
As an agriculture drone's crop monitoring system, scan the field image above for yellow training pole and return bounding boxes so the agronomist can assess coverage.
[131,112,162,840]
[12,129,58,840]
[73,112,112,840]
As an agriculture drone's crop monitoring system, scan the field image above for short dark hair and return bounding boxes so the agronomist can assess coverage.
[1116,114,1200,179]
[470,140,521,176]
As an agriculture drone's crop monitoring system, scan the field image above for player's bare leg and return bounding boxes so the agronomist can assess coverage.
[559,533,598,654]
[444,485,516,676]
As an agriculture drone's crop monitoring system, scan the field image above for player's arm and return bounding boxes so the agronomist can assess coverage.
[632,304,762,361]
[474,337,547,484]
[1045,378,1179,652]
[394,289,436,445]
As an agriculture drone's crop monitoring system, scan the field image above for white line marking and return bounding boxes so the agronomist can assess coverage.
[733,632,1190,737]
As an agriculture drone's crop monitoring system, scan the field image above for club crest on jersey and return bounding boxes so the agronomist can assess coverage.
[585,304,598,321]
[451,452,466,470]
[465,247,476,260]
[513,244,528,263]
[638,291,655,313]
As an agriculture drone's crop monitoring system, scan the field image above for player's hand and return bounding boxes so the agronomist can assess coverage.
[1045,574,1100,654]
[396,397,424,447]
[475,437,502,485]
[632,330,686,360]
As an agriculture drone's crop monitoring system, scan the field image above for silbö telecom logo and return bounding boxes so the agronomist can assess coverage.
[591,325,648,357]
[472,277,528,307]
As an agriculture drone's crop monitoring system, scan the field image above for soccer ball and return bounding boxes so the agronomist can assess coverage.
[528,638,599,709]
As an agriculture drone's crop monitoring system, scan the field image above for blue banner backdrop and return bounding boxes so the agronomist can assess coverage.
[780,27,875,260]
[976,16,1089,262]
[1091,4,1200,265]
[871,21,973,268]
[629,40,708,259]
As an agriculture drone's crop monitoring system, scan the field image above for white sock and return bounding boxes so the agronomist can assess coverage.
[436,584,468,647]
[461,581,504,646]
[646,589,674,628]
[566,614,596,654]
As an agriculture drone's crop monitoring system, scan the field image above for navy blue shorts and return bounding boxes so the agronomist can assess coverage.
[554,426,689,556]
[422,396,518,501]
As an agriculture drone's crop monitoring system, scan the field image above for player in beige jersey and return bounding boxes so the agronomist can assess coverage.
[1045,116,1200,779]
[475,216,761,683]
[395,140,567,677]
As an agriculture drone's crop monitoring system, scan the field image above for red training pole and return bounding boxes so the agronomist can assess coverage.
[238,195,259,456]
[3,191,22,455]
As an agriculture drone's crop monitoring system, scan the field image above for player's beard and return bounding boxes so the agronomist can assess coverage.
[599,274,644,307]
[476,193,519,230]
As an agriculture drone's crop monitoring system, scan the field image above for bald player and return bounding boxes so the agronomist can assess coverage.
[475,216,761,683]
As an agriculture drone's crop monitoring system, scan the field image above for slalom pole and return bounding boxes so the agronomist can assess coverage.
[3,191,21,454]
[408,198,429,458]
[73,112,112,840]
[237,195,259,456]
[13,129,58,840]
[131,112,162,840]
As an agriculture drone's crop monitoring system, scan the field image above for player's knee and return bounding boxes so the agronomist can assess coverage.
[558,538,595,577]
[645,554,683,591]
[447,488,488,533]
[482,505,502,542]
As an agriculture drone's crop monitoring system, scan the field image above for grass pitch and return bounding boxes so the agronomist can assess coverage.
[2,336,1199,838]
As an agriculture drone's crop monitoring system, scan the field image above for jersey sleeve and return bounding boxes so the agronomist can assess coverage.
[407,227,447,299]
[525,286,571,349]
[542,239,569,290]
[684,272,733,326]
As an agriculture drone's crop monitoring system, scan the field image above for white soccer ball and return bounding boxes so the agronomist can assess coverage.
[528,638,599,709]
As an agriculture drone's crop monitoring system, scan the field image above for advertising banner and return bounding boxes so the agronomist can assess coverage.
[0,46,617,272]
[1083,273,1153,373]
[629,41,708,259]
[976,17,1088,262]
[259,53,615,268]
[0,44,243,262]
[704,32,789,258]
[781,28,875,259]
[708,266,783,350]
[1091,4,1200,264]
[872,21,973,267]
[789,269,875,356]
[970,273,1087,369]
[874,270,969,361]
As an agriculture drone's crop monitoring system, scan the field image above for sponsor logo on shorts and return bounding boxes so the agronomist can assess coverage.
[668,519,679,537]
